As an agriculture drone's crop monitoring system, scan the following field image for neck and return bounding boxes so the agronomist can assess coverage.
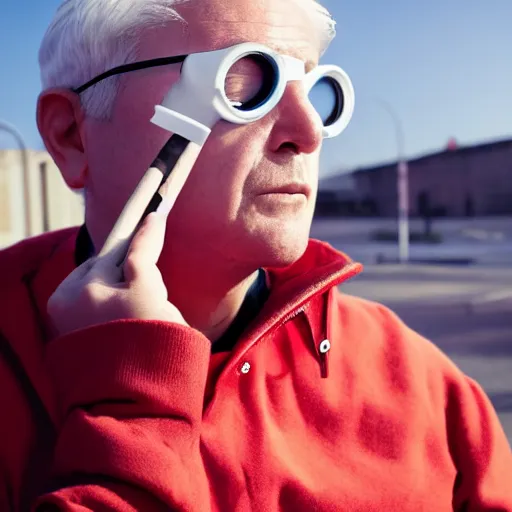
[86,220,259,342]
[158,242,259,342]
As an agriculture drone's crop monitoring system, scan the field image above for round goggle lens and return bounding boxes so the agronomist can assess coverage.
[308,76,345,127]
[224,53,278,112]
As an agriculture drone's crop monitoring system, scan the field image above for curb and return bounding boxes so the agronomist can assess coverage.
[376,255,475,266]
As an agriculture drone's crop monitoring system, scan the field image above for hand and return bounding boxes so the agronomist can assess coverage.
[48,204,187,337]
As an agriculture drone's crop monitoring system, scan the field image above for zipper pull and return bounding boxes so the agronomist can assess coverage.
[318,339,331,379]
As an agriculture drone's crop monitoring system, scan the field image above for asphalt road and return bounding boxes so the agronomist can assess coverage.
[311,217,512,244]
[311,217,512,266]
[339,264,512,444]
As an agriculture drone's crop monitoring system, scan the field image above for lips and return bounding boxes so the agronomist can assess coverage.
[259,183,311,196]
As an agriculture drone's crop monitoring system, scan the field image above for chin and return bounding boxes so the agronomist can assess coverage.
[249,228,311,269]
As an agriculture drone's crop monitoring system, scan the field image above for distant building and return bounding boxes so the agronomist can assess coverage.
[317,138,512,217]
[0,149,84,248]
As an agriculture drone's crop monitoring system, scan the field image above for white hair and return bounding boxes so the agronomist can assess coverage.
[38,0,187,119]
[313,1,337,54]
[39,0,335,119]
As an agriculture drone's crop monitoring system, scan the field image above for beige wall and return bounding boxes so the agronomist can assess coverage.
[0,149,84,249]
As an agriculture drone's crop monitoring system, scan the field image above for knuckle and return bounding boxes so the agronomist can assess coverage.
[123,253,141,277]
[82,282,104,304]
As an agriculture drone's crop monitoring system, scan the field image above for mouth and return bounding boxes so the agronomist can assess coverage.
[259,183,311,197]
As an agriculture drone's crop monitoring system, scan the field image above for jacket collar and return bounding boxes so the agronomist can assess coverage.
[222,239,362,369]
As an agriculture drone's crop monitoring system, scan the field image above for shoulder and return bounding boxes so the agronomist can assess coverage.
[0,227,79,361]
[0,228,79,433]
[331,289,444,353]
[327,288,499,435]
[329,288,467,389]
[328,290,512,491]
[0,228,78,289]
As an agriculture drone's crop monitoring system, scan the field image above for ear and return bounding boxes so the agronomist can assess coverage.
[37,88,88,189]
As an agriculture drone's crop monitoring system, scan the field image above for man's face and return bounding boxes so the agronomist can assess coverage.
[83,0,330,268]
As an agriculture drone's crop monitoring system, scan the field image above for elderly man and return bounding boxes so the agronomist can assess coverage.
[1,0,511,510]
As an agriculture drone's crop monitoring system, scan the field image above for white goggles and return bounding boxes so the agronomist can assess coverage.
[150,42,355,145]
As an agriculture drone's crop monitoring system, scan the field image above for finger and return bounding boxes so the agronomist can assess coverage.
[88,238,129,284]
[69,257,96,281]
[122,199,172,283]
[98,167,164,259]
[88,252,125,285]
[89,196,171,284]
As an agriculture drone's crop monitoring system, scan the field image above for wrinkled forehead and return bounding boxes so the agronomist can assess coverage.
[142,0,336,63]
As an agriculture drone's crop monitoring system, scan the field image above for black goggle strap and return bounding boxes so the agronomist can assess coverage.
[73,54,188,94]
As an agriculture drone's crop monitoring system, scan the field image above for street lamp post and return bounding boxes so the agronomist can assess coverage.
[375,99,410,263]
[0,120,32,238]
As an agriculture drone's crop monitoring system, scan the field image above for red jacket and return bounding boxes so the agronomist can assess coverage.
[0,228,510,511]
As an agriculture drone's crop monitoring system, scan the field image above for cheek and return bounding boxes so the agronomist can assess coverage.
[182,123,265,208]
[88,76,177,198]
[305,152,321,184]
[86,115,169,201]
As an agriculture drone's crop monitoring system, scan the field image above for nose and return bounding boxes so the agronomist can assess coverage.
[266,81,324,155]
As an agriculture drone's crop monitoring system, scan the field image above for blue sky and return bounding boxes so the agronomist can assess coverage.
[0,0,511,176]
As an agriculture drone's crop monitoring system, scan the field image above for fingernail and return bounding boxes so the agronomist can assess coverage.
[156,198,173,217]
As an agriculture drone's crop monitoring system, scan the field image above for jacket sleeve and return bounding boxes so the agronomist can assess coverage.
[448,374,512,511]
[33,319,212,511]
